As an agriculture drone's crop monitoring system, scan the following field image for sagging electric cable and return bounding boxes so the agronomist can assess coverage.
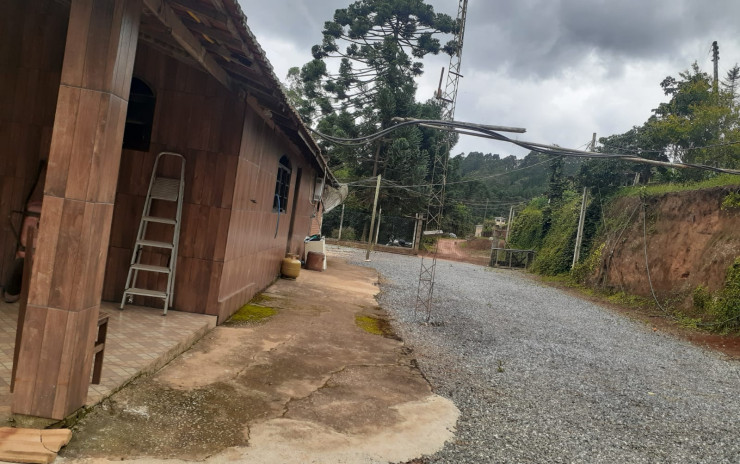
[308,118,740,175]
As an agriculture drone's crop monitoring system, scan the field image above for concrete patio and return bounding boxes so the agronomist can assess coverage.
[0,300,216,424]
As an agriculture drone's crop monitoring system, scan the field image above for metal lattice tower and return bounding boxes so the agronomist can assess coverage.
[415,0,468,322]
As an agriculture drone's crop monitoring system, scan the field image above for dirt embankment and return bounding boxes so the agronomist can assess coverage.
[592,186,740,309]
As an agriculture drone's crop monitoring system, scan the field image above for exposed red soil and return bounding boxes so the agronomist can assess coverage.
[593,187,740,310]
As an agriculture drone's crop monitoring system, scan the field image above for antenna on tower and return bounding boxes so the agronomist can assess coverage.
[415,0,469,322]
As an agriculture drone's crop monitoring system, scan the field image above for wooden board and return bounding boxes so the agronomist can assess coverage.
[0,427,72,464]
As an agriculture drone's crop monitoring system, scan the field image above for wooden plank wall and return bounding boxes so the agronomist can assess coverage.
[103,43,325,322]
[102,43,241,316]
[0,0,68,285]
[217,105,321,322]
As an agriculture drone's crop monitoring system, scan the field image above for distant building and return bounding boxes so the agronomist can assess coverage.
[474,224,483,237]
[494,217,507,227]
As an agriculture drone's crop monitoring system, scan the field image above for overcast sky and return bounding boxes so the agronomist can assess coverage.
[238,0,740,158]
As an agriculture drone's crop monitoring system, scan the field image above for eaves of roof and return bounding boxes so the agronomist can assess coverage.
[140,0,337,186]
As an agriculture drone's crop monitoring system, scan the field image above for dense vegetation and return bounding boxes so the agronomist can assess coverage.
[288,2,740,293]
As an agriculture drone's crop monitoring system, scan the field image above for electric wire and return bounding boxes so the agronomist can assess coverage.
[641,200,669,315]
[309,118,740,175]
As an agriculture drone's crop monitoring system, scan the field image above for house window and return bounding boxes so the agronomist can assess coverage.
[122,77,156,151]
[273,156,291,213]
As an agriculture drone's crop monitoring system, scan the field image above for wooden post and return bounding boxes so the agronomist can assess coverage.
[365,175,381,261]
[11,227,36,393]
[13,0,142,420]
[337,203,345,240]
[572,187,588,268]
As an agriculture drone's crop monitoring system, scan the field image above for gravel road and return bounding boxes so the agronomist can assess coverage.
[328,245,740,464]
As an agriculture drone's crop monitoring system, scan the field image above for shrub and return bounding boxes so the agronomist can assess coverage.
[331,226,356,241]
[710,258,740,331]
[508,199,545,250]
[692,285,712,310]
[721,191,740,210]
[571,242,604,283]
[530,195,581,276]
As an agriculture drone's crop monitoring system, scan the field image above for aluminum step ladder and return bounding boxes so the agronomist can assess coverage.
[121,152,185,315]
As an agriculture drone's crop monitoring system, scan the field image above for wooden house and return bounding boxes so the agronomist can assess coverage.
[1,0,334,420]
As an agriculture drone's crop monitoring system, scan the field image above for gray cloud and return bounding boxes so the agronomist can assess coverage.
[457,0,740,78]
[238,0,740,158]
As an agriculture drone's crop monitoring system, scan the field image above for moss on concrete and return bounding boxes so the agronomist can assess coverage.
[355,314,397,339]
[227,304,276,324]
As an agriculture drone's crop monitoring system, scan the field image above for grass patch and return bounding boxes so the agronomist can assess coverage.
[604,291,653,308]
[616,174,740,198]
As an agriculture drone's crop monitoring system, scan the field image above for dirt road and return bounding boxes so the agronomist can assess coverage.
[346,246,740,463]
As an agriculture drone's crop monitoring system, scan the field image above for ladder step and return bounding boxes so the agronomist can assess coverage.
[137,239,174,249]
[131,264,170,273]
[143,216,177,225]
[124,288,167,299]
[151,177,181,201]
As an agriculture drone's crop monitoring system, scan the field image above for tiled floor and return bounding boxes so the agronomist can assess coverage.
[0,300,216,420]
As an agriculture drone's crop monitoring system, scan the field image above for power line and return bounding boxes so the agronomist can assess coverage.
[309,118,740,175]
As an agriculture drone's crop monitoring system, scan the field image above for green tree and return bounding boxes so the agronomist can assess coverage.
[648,62,740,175]
[294,0,457,219]
[306,0,456,118]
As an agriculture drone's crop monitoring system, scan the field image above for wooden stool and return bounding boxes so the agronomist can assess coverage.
[91,312,109,385]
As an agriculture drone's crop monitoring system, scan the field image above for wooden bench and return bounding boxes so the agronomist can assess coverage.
[91,312,109,385]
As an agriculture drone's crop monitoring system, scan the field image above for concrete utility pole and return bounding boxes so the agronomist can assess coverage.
[712,41,719,95]
[590,132,597,151]
[365,174,381,261]
[572,187,588,268]
[505,205,515,244]
[413,213,423,251]
[337,203,345,240]
[374,207,382,246]
[372,142,382,178]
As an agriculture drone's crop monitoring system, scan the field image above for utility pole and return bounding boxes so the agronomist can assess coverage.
[712,41,719,95]
[372,142,382,178]
[504,205,514,244]
[337,203,345,241]
[572,187,588,268]
[590,132,597,151]
[374,207,382,246]
[413,213,423,251]
[483,199,489,226]
[365,174,381,261]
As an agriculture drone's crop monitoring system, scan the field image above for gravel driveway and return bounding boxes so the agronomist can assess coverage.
[329,245,740,464]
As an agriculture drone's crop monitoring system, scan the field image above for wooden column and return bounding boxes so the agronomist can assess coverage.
[12,0,141,420]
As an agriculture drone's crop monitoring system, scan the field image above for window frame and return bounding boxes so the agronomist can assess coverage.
[273,155,292,213]
[122,77,156,152]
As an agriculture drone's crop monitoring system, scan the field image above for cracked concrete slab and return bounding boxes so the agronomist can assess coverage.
[59,259,458,464]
